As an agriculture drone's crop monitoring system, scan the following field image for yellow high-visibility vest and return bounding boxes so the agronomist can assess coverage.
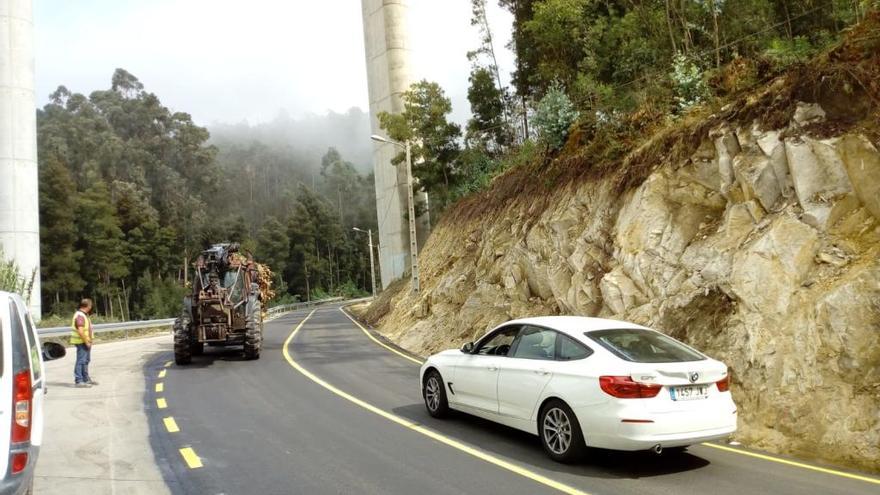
[70,310,92,345]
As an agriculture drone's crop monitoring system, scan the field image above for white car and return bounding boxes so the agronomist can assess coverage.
[420,316,737,462]
[0,292,65,494]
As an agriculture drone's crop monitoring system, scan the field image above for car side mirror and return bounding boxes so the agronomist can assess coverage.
[42,342,66,361]
[460,342,474,354]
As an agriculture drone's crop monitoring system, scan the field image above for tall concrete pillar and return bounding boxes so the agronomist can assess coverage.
[0,0,41,318]
[361,0,429,289]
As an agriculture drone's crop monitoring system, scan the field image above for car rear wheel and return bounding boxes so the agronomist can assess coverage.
[423,370,449,418]
[540,400,586,463]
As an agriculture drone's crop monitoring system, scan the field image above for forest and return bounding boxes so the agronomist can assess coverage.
[379,0,876,216]
[36,69,377,320]
[16,0,877,321]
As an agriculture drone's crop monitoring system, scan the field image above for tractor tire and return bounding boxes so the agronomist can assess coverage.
[243,301,262,360]
[173,316,192,365]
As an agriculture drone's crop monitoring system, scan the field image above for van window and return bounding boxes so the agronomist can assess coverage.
[21,305,42,381]
[9,300,30,372]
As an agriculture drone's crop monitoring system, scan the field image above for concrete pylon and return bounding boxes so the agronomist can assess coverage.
[0,0,41,318]
[361,0,430,289]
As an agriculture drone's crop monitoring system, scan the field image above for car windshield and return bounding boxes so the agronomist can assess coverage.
[586,328,705,363]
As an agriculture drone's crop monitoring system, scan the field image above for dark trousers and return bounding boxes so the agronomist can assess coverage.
[74,343,91,384]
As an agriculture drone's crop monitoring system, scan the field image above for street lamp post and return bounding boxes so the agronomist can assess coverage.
[370,134,420,294]
[352,227,377,298]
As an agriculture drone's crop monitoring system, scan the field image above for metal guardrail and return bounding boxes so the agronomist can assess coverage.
[38,318,176,337]
[36,297,354,338]
[264,297,345,320]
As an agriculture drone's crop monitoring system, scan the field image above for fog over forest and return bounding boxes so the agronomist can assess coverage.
[208,108,374,175]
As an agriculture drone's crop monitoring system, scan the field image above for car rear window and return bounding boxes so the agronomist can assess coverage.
[586,329,705,363]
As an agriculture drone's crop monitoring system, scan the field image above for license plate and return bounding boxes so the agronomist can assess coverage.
[670,385,709,401]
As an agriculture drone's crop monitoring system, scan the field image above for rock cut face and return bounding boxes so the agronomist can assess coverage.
[370,102,880,472]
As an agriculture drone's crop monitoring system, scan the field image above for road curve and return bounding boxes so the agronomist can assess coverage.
[151,304,880,495]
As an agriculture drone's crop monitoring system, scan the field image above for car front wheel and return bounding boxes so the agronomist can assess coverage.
[423,370,449,418]
[540,400,586,463]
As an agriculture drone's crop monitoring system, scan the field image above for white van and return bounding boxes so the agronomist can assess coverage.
[0,291,65,495]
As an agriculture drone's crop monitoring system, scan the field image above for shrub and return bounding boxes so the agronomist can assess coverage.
[765,36,817,67]
[670,54,710,112]
[532,83,580,151]
[0,248,36,303]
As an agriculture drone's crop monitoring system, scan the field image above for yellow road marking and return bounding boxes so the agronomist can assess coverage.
[164,417,180,433]
[164,361,173,368]
[339,307,424,365]
[158,369,166,379]
[284,309,589,495]
[180,447,203,469]
[701,443,880,485]
[155,383,164,393]
[156,398,167,409]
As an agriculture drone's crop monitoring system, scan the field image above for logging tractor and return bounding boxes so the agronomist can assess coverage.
[173,243,268,364]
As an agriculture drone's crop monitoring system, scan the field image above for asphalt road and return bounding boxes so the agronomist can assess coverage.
[149,304,880,495]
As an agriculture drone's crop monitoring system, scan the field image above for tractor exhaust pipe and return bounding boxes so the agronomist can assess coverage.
[652,444,663,455]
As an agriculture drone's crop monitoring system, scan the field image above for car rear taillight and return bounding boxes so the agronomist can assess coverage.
[599,376,662,399]
[12,370,32,443]
[716,375,730,392]
[11,453,27,474]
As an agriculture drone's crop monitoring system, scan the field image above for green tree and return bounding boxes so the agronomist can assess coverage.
[38,155,84,311]
[378,80,462,210]
[466,67,510,153]
[256,216,290,272]
[75,178,129,317]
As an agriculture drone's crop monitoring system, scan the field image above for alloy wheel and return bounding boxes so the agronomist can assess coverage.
[543,407,573,455]
[425,376,441,412]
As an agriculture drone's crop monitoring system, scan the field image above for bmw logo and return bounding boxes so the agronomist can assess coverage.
[689,372,700,383]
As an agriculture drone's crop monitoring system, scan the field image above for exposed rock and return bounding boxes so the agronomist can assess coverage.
[599,267,647,315]
[838,134,880,220]
[365,107,880,472]
[733,152,781,211]
[711,124,742,195]
[730,215,818,316]
[791,101,826,127]
[785,137,854,229]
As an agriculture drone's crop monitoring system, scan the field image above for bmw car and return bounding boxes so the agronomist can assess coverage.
[420,316,737,462]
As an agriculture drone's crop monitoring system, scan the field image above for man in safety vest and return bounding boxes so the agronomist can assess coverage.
[71,298,99,388]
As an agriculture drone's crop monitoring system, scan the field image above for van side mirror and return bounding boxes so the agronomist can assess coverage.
[42,342,66,361]
[460,342,474,354]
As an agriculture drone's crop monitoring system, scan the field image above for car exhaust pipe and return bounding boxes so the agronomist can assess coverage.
[652,444,662,455]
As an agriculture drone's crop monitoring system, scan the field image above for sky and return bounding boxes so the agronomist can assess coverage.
[34,0,515,127]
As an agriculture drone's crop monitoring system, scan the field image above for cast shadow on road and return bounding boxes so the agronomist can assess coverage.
[173,346,255,368]
[390,403,711,480]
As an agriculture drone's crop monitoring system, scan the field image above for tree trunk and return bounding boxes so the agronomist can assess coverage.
[781,0,793,39]
[304,262,310,302]
[712,6,721,68]
[665,0,678,53]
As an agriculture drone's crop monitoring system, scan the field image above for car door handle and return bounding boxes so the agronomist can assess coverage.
[488,366,498,371]
[534,369,550,376]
